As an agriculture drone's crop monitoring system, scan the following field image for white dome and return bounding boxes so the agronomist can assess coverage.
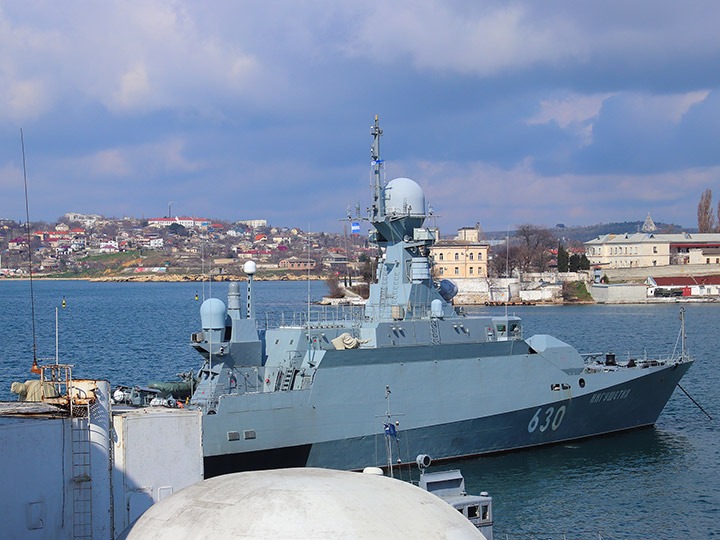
[243,260,257,275]
[200,298,227,330]
[385,177,426,216]
[120,468,484,539]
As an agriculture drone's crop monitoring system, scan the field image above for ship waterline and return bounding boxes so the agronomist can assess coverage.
[202,349,691,475]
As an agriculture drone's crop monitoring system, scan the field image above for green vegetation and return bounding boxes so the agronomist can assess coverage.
[557,244,569,272]
[562,281,593,302]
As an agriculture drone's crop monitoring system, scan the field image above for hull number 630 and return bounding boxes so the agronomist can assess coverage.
[528,405,567,433]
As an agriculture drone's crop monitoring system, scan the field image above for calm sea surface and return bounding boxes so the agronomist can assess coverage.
[1,280,717,539]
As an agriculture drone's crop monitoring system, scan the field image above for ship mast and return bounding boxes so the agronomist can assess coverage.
[370,115,385,222]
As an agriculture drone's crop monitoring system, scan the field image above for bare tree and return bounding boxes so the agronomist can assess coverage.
[697,189,715,232]
[489,243,519,277]
[515,224,555,272]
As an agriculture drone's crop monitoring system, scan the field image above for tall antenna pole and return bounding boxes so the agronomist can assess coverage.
[370,115,384,221]
[307,224,311,358]
[55,307,59,365]
[21,129,38,368]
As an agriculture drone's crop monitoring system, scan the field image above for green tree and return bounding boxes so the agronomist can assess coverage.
[569,253,581,272]
[557,244,569,272]
[579,254,590,270]
[168,223,188,236]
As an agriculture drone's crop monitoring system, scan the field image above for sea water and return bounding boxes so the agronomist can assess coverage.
[0,280,717,538]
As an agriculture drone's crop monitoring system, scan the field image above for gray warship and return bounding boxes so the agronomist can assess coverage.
[189,117,693,477]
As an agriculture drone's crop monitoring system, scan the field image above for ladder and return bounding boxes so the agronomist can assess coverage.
[279,368,295,391]
[430,318,440,345]
[378,268,388,310]
[71,405,93,540]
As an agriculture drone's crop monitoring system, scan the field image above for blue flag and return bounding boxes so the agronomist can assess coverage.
[384,422,397,438]
[351,222,360,235]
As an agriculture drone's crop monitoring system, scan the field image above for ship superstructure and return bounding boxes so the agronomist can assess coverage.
[188,117,693,476]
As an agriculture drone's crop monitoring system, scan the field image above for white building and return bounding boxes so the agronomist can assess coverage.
[237,219,267,229]
[585,232,720,268]
[148,217,211,228]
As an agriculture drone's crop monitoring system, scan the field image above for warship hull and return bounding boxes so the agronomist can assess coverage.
[202,346,691,476]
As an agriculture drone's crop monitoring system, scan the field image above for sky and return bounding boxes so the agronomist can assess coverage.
[1,1,719,235]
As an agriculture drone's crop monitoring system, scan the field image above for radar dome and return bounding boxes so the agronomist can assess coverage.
[200,298,227,330]
[243,260,257,275]
[385,177,425,217]
[119,468,484,539]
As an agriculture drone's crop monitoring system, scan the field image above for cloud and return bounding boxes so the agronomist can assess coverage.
[0,160,22,189]
[0,79,52,121]
[1,0,720,233]
[54,138,202,184]
[343,2,583,76]
[392,158,716,231]
[0,2,262,122]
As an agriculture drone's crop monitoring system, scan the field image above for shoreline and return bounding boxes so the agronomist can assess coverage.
[0,273,329,283]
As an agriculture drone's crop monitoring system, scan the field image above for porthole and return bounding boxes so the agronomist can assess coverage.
[579,378,586,388]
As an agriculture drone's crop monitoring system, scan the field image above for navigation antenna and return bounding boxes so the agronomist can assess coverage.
[375,385,405,478]
[20,129,39,373]
[370,115,385,222]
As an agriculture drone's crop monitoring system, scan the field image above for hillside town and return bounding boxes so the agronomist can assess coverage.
[2,203,720,304]
[0,212,369,281]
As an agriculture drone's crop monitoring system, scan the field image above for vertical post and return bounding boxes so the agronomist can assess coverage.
[90,380,112,538]
[55,306,59,365]
[247,274,254,319]
[243,260,257,319]
[680,307,686,359]
[371,115,384,221]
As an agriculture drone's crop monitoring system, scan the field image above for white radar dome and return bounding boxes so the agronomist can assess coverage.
[243,260,257,275]
[384,177,426,216]
[119,468,485,540]
[200,298,227,330]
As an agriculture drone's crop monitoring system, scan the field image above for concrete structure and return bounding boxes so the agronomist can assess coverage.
[0,377,203,539]
[585,232,720,269]
[590,283,649,303]
[431,228,489,279]
[120,468,485,539]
